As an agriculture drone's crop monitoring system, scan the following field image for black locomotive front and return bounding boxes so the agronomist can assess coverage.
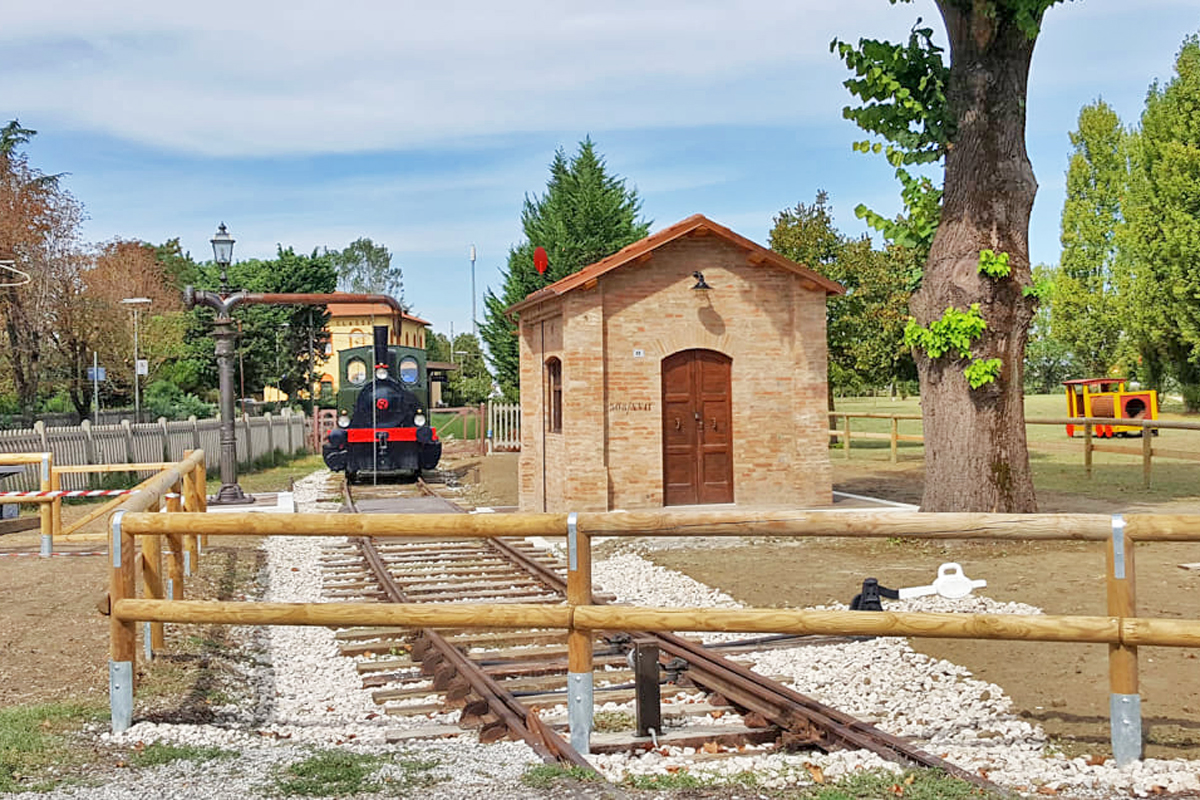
[322,326,441,480]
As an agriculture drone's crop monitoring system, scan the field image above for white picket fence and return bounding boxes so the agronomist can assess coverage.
[487,401,521,453]
[0,410,310,491]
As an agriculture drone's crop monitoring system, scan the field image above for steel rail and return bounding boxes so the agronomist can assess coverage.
[344,479,597,773]
[482,536,1000,792]
[367,478,1001,791]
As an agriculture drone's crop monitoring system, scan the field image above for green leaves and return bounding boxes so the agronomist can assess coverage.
[904,304,1001,388]
[830,20,952,168]
[977,249,1011,279]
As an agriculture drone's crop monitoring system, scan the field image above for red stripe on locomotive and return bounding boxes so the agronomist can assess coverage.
[346,427,439,443]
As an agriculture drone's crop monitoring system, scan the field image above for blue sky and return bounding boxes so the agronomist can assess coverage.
[3,1,1197,342]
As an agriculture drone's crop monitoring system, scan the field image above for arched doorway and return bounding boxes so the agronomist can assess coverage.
[661,349,733,505]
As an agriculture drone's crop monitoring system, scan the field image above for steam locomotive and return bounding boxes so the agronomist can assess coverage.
[322,325,441,480]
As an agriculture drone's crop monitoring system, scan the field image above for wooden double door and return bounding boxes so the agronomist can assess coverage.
[662,349,733,506]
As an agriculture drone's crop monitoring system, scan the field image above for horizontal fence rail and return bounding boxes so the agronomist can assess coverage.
[108,505,1200,766]
[828,411,1200,485]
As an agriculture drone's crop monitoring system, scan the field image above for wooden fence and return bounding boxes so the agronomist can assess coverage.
[432,404,487,454]
[109,506,1200,764]
[829,411,1200,486]
[0,411,308,492]
[487,401,520,453]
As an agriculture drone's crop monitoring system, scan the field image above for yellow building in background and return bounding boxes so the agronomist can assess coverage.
[263,302,430,403]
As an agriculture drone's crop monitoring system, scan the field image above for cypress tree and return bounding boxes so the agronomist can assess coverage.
[479,139,648,400]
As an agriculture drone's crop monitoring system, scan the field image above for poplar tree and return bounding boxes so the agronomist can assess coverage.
[1118,34,1200,411]
[480,139,648,400]
[1053,100,1126,377]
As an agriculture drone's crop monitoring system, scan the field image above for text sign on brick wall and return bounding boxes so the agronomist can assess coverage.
[610,402,653,413]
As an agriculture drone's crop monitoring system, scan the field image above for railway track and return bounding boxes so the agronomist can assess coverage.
[325,474,998,790]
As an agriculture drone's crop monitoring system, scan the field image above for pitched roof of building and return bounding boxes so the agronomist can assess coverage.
[328,302,429,326]
[506,213,844,316]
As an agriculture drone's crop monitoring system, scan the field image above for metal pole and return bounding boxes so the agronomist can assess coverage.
[93,351,100,419]
[132,308,140,424]
[470,244,477,339]
[211,316,254,504]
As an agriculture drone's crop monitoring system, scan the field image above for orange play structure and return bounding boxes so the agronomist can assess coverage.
[1063,378,1158,438]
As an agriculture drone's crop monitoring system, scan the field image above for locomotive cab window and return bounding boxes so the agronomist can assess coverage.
[545,357,562,433]
[346,358,368,385]
[399,356,420,384]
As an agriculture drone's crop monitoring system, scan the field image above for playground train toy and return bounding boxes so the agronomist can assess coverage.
[322,325,441,481]
[1062,378,1158,438]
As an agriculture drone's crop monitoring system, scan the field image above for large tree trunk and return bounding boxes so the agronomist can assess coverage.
[913,5,1041,512]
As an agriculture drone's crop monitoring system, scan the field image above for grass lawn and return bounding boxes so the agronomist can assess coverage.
[830,392,1200,503]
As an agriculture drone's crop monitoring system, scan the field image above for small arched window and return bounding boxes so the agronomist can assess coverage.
[545,357,562,433]
[349,328,366,348]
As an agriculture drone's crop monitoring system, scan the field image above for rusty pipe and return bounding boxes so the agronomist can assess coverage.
[184,289,404,317]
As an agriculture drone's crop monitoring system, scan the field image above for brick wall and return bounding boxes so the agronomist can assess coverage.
[518,232,833,511]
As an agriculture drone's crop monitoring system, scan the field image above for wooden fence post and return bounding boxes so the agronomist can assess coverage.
[1107,514,1141,764]
[38,452,53,557]
[843,415,851,459]
[189,415,201,453]
[51,459,62,547]
[158,417,170,462]
[166,481,184,604]
[1084,423,1093,479]
[1142,421,1153,489]
[109,509,137,732]
[141,495,165,657]
[565,511,593,754]
[82,419,98,472]
[890,417,898,464]
[478,403,486,455]
[121,419,136,483]
[265,412,276,466]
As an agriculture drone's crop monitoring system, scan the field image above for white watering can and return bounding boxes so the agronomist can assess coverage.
[897,562,987,600]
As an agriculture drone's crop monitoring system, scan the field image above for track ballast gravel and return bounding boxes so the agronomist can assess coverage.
[12,469,1200,799]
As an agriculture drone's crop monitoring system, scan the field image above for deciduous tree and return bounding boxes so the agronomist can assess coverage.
[50,239,181,417]
[0,120,85,411]
[1053,100,1125,377]
[1118,34,1200,411]
[834,1,1065,511]
[769,192,916,397]
[330,237,402,302]
[480,139,648,399]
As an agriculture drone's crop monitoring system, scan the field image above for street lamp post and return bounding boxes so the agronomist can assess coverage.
[120,297,152,423]
[184,223,255,505]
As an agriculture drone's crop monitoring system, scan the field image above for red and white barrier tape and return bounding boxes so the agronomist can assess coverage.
[0,551,106,557]
[0,489,140,498]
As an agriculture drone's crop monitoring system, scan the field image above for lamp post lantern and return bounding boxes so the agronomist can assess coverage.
[183,223,255,504]
[120,297,152,423]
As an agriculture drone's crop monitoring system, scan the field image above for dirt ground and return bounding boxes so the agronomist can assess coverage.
[3,450,1199,761]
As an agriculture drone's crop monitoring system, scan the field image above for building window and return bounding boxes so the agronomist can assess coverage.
[349,328,365,348]
[545,357,562,433]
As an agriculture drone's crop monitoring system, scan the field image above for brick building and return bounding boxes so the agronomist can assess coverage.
[508,214,843,512]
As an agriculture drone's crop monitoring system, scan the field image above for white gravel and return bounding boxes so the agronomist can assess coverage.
[12,467,1200,799]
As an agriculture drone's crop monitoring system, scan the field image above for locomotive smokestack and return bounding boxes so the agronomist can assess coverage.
[373,325,389,368]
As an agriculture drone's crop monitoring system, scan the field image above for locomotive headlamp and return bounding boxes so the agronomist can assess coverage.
[375,365,389,380]
[337,414,350,428]
[414,412,427,427]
